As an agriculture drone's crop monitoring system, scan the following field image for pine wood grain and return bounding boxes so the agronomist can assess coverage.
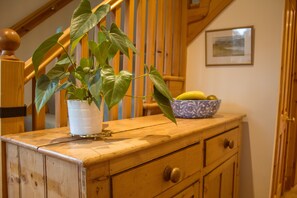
[112,143,201,197]
[5,144,20,198]
[1,113,245,197]
[0,59,24,134]
[19,148,45,197]
[122,0,135,119]
[134,0,146,117]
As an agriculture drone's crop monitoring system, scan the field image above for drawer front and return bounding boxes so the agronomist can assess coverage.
[205,128,238,167]
[111,143,201,198]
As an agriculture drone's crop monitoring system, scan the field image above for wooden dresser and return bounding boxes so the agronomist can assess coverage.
[1,113,244,198]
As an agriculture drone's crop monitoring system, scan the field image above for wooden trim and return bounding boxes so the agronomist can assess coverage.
[271,0,297,196]
[11,0,73,37]
[163,76,185,82]
[1,142,7,198]
[143,102,158,109]
[187,0,211,24]
[187,0,234,44]
[180,0,188,93]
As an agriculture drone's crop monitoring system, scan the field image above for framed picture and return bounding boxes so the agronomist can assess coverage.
[205,26,254,66]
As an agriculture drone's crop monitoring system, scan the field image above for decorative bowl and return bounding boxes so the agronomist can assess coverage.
[171,99,221,118]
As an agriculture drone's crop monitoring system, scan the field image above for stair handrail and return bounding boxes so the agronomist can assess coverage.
[24,0,124,84]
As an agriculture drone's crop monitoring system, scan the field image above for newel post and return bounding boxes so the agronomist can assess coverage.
[0,28,25,134]
[0,28,25,198]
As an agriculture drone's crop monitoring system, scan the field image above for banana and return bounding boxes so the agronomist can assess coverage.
[176,91,207,100]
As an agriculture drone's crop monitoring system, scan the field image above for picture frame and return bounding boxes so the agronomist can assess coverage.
[205,26,254,66]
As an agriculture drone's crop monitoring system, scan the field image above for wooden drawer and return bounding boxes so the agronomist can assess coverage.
[111,143,201,198]
[204,128,239,167]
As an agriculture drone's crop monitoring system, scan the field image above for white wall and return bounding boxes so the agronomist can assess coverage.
[186,0,284,197]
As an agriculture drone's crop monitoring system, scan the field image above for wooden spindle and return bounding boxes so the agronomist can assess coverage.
[164,0,173,76]
[155,0,165,75]
[32,69,46,130]
[122,0,135,119]
[109,6,122,121]
[145,0,157,107]
[134,0,146,117]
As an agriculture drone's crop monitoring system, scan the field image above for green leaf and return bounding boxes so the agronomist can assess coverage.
[93,96,103,110]
[148,66,173,101]
[101,66,132,109]
[56,81,73,92]
[89,40,107,65]
[74,66,88,85]
[70,1,110,49]
[80,57,92,68]
[88,40,98,54]
[67,87,88,100]
[110,23,137,54]
[89,40,115,65]
[35,75,59,113]
[70,35,84,54]
[98,31,106,45]
[153,87,176,124]
[88,69,102,100]
[102,23,136,58]
[32,32,63,77]
[99,41,113,63]
[47,64,67,80]
[55,53,72,66]
[47,54,70,80]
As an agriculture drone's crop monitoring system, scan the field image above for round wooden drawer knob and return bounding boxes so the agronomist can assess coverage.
[224,139,234,149]
[163,166,181,183]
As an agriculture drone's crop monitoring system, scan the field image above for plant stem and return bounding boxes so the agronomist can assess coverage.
[133,73,147,80]
[57,42,75,66]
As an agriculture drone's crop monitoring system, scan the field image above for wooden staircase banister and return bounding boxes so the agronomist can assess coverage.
[24,0,124,84]
[1,0,235,132]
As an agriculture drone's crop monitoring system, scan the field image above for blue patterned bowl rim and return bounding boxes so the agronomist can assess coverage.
[170,99,221,119]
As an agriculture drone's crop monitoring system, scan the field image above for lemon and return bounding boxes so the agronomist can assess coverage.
[206,95,218,100]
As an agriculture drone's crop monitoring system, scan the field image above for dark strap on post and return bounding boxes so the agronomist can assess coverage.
[0,106,27,118]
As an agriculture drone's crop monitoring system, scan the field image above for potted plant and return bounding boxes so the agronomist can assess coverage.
[33,0,176,136]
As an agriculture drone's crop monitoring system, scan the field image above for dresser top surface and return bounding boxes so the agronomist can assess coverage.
[1,113,244,166]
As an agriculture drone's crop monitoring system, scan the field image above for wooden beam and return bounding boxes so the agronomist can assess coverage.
[10,0,73,37]
[187,0,234,44]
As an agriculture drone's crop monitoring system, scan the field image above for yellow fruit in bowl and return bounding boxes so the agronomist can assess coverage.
[176,91,207,100]
[206,95,218,100]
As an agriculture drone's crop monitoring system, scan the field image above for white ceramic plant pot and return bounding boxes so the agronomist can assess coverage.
[67,100,104,136]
